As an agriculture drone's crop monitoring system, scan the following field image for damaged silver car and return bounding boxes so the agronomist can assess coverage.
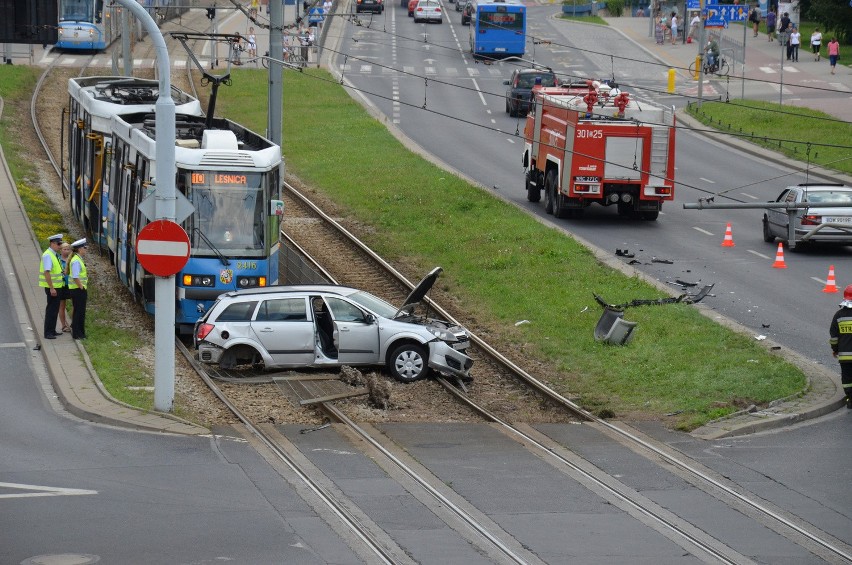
[194,267,473,382]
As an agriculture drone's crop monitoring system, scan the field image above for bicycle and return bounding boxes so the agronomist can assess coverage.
[688,56,730,77]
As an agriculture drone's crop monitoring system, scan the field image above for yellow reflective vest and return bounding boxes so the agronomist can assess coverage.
[38,249,63,288]
[68,255,88,290]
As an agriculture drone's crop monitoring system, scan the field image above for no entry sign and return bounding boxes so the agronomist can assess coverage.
[135,219,191,277]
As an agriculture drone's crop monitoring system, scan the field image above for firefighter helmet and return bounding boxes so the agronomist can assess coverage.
[845,284,852,301]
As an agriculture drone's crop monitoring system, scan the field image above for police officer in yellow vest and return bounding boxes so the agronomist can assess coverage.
[68,238,89,340]
[39,233,64,339]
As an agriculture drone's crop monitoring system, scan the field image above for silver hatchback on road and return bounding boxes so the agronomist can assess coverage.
[194,268,473,382]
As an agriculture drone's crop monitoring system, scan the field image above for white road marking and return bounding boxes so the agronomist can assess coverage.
[472,78,487,105]
[0,482,97,499]
[699,177,715,183]
[748,249,771,260]
[693,227,714,236]
[741,193,759,199]
[811,277,828,285]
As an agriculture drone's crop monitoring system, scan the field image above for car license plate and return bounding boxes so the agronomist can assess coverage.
[823,216,852,224]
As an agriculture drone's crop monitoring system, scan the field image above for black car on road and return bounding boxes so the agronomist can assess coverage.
[504,68,558,117]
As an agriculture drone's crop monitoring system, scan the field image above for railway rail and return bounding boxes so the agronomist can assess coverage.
[26,18,852,561]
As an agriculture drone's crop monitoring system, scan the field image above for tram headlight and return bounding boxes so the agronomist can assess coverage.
[236,276,268,289]
[183,274,215,287]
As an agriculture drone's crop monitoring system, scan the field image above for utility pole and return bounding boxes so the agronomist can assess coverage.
[268,0,283,147]
[114,0,177,413]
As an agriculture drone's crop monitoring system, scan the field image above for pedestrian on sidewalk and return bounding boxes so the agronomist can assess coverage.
[68,238,89,340]
[688,12,700,42]
[765,9,776,41]
[829,285,852,409]
[789,25,800,62]
[810,28,822,61]
[654,16,665,44]
[670,12,679,45]
[58,241,72,333]
[748,5,760,37]
[828,37,840,74]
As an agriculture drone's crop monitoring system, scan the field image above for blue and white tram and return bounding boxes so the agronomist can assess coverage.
[66,76,203,247]
[106,112,283,333]
[57,0,117,50]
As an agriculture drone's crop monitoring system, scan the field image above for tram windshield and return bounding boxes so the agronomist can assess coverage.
[60,0,96,22]
[181,170,267,257]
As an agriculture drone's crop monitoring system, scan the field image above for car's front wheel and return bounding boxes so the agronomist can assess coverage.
[387,343,430,383]
[762,216,775,242]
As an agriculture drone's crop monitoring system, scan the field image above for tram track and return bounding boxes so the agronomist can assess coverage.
[25,22,852,561]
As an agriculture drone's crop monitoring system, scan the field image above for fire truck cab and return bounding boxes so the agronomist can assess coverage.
[522,82,675,220]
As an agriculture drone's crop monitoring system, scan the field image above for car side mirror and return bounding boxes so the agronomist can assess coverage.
[365,314,376,324]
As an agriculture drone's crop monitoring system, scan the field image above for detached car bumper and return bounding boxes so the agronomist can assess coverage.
[427,341,474,379]
[196,342,225,364]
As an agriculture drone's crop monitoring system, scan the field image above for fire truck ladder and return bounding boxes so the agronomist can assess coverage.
[649,126,669,177]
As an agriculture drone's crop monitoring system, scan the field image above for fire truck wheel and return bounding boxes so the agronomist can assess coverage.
[525,173,541,202]
[554,191,570,219]
[640,211,659,221]
[544,171,557,215]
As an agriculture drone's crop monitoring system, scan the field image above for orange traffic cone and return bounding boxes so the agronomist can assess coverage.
[721,223,735,247]
[823,265,838,293]
[772,242,787,269]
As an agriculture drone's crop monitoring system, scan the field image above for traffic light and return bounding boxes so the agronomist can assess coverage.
[206,7,216,20]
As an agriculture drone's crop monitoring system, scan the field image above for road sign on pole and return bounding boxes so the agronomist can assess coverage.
[135,220,191,277]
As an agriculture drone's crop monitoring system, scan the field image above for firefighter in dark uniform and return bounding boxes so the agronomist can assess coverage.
[829,284,852,409]
[68,238,89,340]
[39,233,64,339]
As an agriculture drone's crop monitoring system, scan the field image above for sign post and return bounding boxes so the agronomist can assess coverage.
[117,0,178,413]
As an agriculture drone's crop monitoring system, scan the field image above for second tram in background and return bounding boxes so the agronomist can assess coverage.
[66,76,285,334]
[56,0,186,51]
[469,0,526,59]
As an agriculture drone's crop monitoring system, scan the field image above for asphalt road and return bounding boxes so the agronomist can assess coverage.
[336,3,852,372]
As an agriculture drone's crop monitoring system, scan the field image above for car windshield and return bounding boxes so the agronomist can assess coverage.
[803,191,852,204]
[517,74,557,88]
[347,290,398,318]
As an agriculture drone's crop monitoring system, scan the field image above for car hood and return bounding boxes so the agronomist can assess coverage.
[395,267,442,318]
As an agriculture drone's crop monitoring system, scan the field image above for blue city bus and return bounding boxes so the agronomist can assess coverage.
[469,0,526,59]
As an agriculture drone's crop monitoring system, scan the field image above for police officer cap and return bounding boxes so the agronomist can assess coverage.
[71,238,88,249]
[48,233,63,243]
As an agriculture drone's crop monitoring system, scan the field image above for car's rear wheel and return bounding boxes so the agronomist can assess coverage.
[387,343,430,383]
[762,216,775,242]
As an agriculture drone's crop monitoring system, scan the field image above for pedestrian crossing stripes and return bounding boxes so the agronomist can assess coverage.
[339,64,506,77]
[42,57,214,68]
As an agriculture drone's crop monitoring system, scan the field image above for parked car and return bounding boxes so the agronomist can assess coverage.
[460,0,472,24]
[194,267,474,383]
[503,67,558,117]
[763,184,852,248]
[356,0,384,13]
[413,0,442,22]
[456,0,466,11]
[408,0,418,15]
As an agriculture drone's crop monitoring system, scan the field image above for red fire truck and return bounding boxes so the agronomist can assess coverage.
[522,82,675,220]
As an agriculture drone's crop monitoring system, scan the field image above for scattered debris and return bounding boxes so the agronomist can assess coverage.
[755,335,767,341]
[339,365,364,386]
[615,249,635,258]
[365,372,392,410]
[580,306,589,313]
[299,422,330,434]
[675,279,697,287]
[628,259,641,265]
[665,410,684,416]
[761,324,770,328]
[515,319,530,326]
[651,257,674,264]
[593,283,715,310]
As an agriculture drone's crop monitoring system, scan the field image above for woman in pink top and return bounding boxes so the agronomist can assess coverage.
[828,38,840,74]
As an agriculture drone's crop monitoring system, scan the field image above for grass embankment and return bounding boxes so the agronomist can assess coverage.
[686,100,852,176]
[0,65,818,430]
[0,67,191,419]
[216,69,808,430]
